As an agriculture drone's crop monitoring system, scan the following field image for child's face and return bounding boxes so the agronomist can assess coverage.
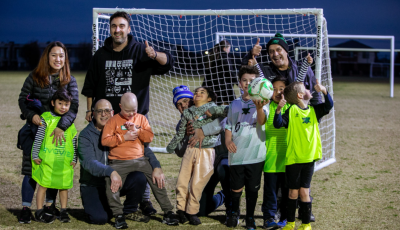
[239,73,256,94]
[51,99,70,115]
[120,104,137,120]
[272,80,285,103]
[193,88,211,105]
[299,85,313,101]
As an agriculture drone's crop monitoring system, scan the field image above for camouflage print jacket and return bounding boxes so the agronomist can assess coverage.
[166,102,226,153]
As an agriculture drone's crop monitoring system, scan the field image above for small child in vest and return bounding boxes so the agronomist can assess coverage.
[274,80,333,230]
[262,54,313,229]
[166,86,226,225]
[31,88,77,223]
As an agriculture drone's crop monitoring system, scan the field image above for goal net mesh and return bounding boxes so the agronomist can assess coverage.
[95,9,335,169]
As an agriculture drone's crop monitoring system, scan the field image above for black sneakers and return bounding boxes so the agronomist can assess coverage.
[125,210,150,223]
[162,211,179,226]
[35,206,55,224]
[139,200,157,216]
[245,216,256,230]
[18,207,33,224]
[189,214,201,225]
[49,203,60,219]
[114,215,128,229]
[226,210,240,227]
[59,210,71,223]
[177,210,189,224]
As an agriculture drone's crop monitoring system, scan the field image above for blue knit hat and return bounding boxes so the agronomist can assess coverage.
[172,85,194,108]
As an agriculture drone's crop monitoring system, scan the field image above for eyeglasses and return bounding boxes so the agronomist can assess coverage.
[94,109,113,114]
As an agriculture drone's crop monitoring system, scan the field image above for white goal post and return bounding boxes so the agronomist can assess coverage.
[92,8,336,171]
[292,35,396,97]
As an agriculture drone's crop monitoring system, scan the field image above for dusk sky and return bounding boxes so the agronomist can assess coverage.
[1,0,399,50]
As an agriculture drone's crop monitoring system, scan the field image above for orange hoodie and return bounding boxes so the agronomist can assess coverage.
[102,113,154,160]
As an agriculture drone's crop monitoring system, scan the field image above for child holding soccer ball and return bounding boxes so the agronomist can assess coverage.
[274,80,333,230]
[223,65,269,230]
[31,88,77,223]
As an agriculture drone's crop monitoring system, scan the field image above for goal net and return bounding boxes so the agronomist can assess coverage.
[93,8,336,171]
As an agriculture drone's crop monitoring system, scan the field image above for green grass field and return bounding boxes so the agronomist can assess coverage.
[0,72,399,229]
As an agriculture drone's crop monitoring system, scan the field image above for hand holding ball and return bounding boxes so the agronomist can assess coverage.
[248,77,274,101]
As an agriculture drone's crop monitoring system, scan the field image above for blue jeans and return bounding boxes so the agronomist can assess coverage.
[262,172,288,220]
[198,157,231,216]
[21,175,57,207]
[80,171,147,224]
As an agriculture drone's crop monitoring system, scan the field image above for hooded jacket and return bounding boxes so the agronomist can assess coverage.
[81,35,174,115]
[242,50,322,105]
[18,73,79,131]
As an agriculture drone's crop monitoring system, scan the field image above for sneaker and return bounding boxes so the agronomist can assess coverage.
[263,218,279,229]
[114,215,128,229]
[18,207,33,224]
[277,219,287,228]
[310,212,315,222]
[35,206,55,224]
[177,210,189,224]
[139,200,157,216]
[59,210,71,223]
[298,223,312,230]
[226,210,240,227]
[49,203,60,219]
[189,214,201,225]
[162,211,179,226]
[245,216,256,230]
[43,206,56,223]
[125,210,150,223]
[282,221,295,230]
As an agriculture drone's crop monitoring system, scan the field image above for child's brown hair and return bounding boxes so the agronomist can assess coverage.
[283,82,305,104]
[238,65,259,81]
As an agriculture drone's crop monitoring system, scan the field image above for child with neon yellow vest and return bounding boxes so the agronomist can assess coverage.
[262,54,313,229]
[31,88,77,223]
[274,81,333,230]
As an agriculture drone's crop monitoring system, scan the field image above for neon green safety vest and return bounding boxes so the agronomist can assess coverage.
[286,105,322,166]
[264,102,290,173]
[31,112,77,190]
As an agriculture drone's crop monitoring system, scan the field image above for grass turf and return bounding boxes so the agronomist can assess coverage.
[0,71,399,229]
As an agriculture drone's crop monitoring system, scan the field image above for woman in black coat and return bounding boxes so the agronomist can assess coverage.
[202,40,237,105]
[17,41,79,223]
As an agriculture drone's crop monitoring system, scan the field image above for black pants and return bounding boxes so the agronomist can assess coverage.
[198,157,231,216]
[262,172,288,220]
[80,171,147,224]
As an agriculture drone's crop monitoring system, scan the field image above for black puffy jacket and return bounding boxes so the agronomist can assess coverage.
[18,73,79,175]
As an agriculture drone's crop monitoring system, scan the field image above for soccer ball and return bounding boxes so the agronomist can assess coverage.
[248,77,274,101]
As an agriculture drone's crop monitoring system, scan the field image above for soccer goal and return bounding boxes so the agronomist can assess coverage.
[92,8,336,171]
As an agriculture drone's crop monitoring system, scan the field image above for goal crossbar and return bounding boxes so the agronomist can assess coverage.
[93,8,323,16]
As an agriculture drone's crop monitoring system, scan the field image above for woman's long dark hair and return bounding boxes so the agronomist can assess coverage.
[32,41,71,88]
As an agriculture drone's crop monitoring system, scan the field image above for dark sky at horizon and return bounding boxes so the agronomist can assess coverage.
[1,0,399,53]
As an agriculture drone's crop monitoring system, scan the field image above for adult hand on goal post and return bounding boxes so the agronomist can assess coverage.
[252,38,262,56]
